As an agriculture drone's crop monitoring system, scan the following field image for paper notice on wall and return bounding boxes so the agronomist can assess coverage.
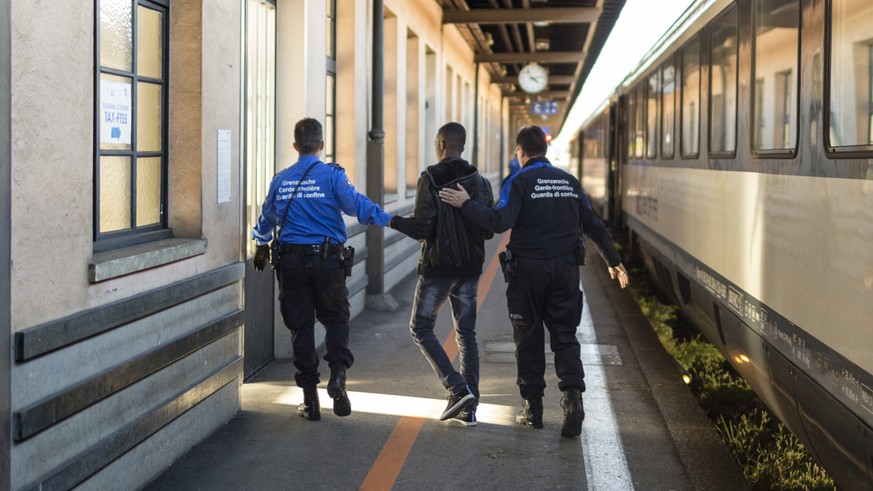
[217,130,232,204]
[100,79,132,145]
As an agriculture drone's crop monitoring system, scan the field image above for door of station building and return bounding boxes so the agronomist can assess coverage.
[243,0,277,379]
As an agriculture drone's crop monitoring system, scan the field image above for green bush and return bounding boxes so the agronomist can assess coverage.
[626,262,835,490]
[717,410,835,490]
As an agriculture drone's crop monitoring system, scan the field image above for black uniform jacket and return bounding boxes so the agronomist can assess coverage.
[391,157,494,278]
[460,157,621,266]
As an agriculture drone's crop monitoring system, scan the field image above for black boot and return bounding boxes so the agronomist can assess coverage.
[561,388,585,437]
[327,365,351,417]
[515,397,543,429]
[297,387,321,421]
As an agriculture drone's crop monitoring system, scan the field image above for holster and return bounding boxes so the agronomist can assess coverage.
[340,245,355,277]
[498,250,516,282]
[575,238,587,266]
[269,240,281,270]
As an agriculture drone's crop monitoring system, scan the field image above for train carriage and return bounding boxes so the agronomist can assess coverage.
[575,0,873,487]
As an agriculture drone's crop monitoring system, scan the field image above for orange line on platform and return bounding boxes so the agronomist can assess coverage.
[360,232,510,491]
[359,416,426,491]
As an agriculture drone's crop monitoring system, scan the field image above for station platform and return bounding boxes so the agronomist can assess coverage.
[145,233,749,490]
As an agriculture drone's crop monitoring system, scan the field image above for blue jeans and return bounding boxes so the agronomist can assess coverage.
[409,275,480,406]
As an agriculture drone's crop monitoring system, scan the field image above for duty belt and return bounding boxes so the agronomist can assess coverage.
[278,243,344,255]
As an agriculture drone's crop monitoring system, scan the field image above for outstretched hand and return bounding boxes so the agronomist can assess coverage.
[609,263,629,289]
[438,184,470,208]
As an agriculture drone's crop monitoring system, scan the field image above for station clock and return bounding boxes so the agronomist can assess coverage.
[518,62,549,94]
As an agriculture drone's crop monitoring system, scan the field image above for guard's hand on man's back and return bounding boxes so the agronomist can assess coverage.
[253,245,270,272]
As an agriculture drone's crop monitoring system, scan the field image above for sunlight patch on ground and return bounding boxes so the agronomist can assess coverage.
[273,388,518,425]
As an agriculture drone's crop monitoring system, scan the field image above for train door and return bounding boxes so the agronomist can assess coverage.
[242,0,277,379]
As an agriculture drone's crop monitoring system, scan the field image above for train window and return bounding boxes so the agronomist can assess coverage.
[635,84,645,158]
[827,0,873,150]
[709,5,738,156]
[752,0,799,153]
[661,59,675,158]
[626,88,636,159]
[681,36,701,157]
[647,73,659,159]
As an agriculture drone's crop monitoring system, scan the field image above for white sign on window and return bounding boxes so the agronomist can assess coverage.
[100,79,132,145]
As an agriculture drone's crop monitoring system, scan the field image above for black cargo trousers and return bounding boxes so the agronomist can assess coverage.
[275,247,354,389]
[506,251,586,400]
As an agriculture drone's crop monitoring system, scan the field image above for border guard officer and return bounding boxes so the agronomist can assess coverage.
[252,118,393,421]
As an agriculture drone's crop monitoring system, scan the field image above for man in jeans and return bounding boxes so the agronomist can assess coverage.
[439,125,629,438]
[390,122,493,425]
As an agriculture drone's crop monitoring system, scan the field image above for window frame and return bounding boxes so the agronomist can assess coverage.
[679,34,701,159]
[646,71,659,159]
[634,83,646,159]
[869,45,873,145]
[93,0,171,252]
[774,69,793,149]
[823,0,873,157]
[660,56,676,159]
[626,88,636,160]
[707,3,739,159]
[243,0,277,258]
[750,0,801,158]
[325,0,337,163]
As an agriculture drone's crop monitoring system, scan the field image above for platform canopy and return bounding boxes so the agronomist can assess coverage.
[439,0,626,133]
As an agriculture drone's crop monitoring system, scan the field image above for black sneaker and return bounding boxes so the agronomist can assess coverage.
[560,389,585,438]
[450,409,477,427]
[440,386,475,421]
[515,397,543,429]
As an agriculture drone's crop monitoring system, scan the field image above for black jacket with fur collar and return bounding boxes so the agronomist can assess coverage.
[390,157,494,278]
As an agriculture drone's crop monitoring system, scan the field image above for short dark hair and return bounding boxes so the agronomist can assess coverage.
[437,122,466,153]
[294,118,323,154]
[516,126,548,156]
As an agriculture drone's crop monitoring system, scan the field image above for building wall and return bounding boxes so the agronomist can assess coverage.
[8,1,244,489]
[1,0,12,486]
[5,0,510,487]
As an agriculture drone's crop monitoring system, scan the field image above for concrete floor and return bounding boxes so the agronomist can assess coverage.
[145,234,748,491]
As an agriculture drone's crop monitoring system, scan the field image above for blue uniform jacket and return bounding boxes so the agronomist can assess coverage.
[251,154,393,245]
